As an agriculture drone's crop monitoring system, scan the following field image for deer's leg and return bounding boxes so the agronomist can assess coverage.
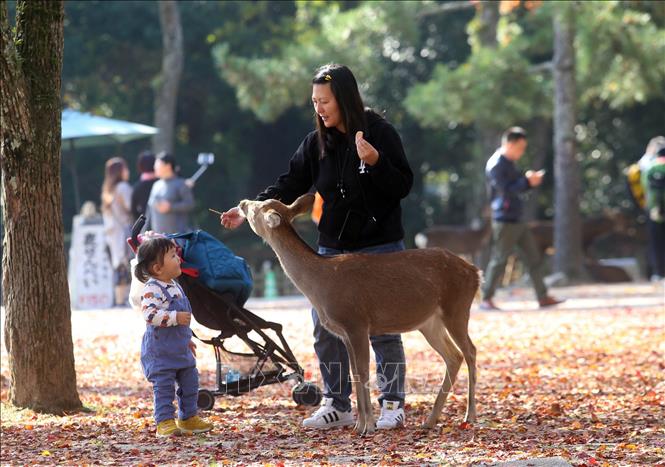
[343,330,374,435]
[419,315,464,429]
[443,308,477,423]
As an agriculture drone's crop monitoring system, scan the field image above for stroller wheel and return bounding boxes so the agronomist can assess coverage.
[292,382,322,407]
[197,389,215,411]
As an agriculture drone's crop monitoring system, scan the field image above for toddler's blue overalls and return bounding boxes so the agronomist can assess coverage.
[140,279,198,424]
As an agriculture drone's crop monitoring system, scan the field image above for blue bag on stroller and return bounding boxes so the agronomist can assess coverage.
[169,230,253,307]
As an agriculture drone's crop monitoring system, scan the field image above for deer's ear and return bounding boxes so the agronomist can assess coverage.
[264,210,282,229]
[288,193,315,218]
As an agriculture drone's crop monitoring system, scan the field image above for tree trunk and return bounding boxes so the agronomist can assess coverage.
[470,0,501,219]
[469,1,501,268]
[552,3,585,281]
[1,0,82,413]
[153,0,184,154]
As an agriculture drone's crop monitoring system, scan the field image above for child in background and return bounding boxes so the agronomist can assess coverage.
[134,237,213,437]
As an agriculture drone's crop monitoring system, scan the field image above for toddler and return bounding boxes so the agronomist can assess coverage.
[134,237,213,437]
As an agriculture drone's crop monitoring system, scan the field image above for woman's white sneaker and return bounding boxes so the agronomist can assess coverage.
[376,400,405,429]
[302,397,355,429]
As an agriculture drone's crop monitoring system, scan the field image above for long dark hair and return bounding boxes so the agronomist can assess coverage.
[101,157,127,211]
[312,64,367,158]
[134,237,177,283]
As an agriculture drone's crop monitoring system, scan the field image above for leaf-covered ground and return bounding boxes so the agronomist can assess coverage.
[1,283,664,466]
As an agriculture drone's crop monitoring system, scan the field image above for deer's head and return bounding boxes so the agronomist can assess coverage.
[239,194,315,239]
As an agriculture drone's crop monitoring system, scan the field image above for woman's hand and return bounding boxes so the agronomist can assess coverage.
[176,311,191,326]
[355,131,379,166]
[220,206,246,229]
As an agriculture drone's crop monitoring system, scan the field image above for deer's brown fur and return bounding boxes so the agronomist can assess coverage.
[239,194,479,434]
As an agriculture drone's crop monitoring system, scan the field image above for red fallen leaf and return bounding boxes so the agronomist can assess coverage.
[24,425,34,430]
[459,421,472,430]
[549,403,564,416]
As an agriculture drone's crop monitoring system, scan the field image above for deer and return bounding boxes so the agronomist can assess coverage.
[528,210,632,257]
[237,194,479,435]
[414,209,492,266]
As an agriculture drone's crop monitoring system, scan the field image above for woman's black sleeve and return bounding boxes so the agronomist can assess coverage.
[367,123,413,199]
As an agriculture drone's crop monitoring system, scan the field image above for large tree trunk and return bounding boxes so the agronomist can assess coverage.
[1,0,82,413]
[552,3,585,281]
[471,0,502,218]
[469,1,501,269]
[152,0,183,154]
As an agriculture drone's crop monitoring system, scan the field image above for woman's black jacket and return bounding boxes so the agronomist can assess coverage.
[256,111,413,250]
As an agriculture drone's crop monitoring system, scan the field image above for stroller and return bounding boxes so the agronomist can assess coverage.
[128,215,322,411]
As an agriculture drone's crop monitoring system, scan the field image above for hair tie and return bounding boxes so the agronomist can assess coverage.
[324,74,332,81]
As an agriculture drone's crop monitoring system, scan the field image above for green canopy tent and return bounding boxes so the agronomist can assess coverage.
[61,108,158,210]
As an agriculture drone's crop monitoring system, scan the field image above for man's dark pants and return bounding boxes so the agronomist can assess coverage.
[482,221,548,301]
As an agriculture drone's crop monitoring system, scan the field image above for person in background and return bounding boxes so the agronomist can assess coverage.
[480,127,563,311]
[131,150,157,222]
[101,157,133,306]
[220,63,413,431]
[642,144,665,282]
[146,152,195,234]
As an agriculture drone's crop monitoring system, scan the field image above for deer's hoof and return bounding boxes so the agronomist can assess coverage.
[354,421,376,436]
[421,416,437,430]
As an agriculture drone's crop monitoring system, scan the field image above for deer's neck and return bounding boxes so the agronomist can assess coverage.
[266,225,329,293]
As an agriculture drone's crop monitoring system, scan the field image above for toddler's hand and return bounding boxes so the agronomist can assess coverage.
[176,311,191,326]
[188,340,197,357]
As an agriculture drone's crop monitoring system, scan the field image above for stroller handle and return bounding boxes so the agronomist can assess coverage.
[129,214,146,252]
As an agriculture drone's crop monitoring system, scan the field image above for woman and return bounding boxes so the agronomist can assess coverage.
[221,64,413,430]
[101,157,133,306]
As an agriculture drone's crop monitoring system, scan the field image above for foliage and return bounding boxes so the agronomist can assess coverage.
[404,45,549,130]
[576,1,665,109]
[212,1,421,122]
[54,0,665,263]
[1,284,664,464]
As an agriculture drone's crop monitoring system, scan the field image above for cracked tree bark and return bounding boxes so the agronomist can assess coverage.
[1,0,82,413]
[552,3,585,281]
